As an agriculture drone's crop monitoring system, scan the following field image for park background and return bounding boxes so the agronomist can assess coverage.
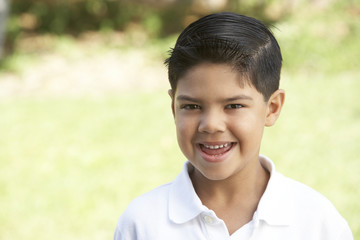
[0,0,359,239]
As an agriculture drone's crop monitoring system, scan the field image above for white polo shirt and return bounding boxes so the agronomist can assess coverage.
[114,155,353,240]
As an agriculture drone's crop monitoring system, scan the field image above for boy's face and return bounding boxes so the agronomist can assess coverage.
[169,63,284,181]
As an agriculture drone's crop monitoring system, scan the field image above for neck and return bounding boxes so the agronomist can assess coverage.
[190,157,270,235]
[190,159,270,207]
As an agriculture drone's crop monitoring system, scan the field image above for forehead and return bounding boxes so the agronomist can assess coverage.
[175,63,262,101]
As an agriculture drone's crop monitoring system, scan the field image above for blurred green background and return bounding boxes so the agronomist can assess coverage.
[0,0,359,239]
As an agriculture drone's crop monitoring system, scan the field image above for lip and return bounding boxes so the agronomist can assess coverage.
[196,142,236,163]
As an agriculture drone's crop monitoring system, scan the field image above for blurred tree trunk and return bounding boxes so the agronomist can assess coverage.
[0,0,9,58]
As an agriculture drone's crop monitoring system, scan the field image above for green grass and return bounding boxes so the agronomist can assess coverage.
[1,3,359,239]
[0,71,359,238]
[0,94,183,239]
[263,70,360,236]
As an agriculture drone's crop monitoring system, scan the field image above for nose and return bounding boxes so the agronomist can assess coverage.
[198,109,226,134]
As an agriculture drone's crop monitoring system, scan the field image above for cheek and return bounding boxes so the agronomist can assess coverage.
[230,115,265,141]
[175,120,197,160]
[175,116,196,145]
[175,113,198,131]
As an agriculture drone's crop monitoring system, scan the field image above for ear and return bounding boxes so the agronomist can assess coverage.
[168,89,175,118]
[265,89,285,127]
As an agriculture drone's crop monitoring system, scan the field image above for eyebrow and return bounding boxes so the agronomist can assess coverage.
[176,95,200,102]
[176,94,253,102]
[225,95,254,102]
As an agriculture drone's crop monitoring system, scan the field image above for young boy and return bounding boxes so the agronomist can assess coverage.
[114,12,353,239]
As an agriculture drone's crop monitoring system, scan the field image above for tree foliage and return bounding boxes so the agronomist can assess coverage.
[9,0,288,36]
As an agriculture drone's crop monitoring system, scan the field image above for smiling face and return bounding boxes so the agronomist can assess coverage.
[170,63,284,181]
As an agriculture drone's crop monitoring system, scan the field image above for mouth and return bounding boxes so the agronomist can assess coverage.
[197,142,236,162]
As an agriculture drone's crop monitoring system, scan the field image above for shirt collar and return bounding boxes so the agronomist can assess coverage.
[168,162,207,224]
[168,156,295,226]
[256,155,294,226]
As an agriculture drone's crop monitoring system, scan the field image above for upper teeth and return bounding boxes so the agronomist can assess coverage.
[203,143,229,149]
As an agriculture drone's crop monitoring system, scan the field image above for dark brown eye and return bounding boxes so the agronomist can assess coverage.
[181,104,201,110]
[225,104,243,109]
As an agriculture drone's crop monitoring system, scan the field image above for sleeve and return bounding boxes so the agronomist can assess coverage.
[336,222,354,240]
[113,211,139,240]
[114,199,146,240]
[113,225,123,240]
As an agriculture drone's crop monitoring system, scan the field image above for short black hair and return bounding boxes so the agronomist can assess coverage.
[165,12,282,101]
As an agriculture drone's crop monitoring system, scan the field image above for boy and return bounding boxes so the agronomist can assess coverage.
[114,12,353,239]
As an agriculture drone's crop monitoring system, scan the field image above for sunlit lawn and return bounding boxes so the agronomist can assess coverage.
[1,5,359,239]
[0,69,359,239]
[0,93,183,239]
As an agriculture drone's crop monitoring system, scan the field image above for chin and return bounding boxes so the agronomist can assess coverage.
[199,168,233,181]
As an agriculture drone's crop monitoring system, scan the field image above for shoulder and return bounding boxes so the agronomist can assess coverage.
[120,182,172,221]
[260,155,343,218]
[277,173,353,239]
[279,173,337,212]
[114,182,173,239]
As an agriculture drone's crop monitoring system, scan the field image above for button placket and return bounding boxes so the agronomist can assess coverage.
[200,212,230,240]
[203,215,215,224]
